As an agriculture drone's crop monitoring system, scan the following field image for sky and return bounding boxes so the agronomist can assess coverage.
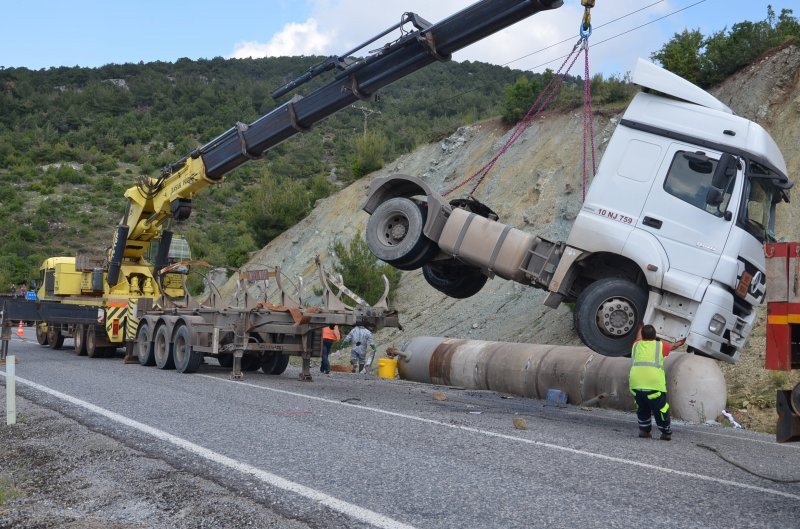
[0,1,796,76]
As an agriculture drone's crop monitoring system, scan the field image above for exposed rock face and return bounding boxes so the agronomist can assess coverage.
[224,45,800,357]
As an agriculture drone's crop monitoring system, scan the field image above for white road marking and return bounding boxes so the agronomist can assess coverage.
[0,373,417,529]
[198,374,800,501]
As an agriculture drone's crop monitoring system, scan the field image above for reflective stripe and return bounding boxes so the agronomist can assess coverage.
[632,341,663,368]
[660,402,670,414]
[647,391,662,400]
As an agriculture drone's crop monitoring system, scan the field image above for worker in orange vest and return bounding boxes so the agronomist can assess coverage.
[320,324,341,375]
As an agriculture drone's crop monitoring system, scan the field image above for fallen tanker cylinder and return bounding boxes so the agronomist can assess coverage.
[397,337,726,423]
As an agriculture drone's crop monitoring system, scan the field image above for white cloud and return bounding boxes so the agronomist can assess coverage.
[230,19,333,59]
[231,1,681,75]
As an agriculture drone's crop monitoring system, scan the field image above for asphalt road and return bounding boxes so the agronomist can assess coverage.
[2,329,799,529]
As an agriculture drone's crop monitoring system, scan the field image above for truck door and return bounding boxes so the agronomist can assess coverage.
[637,144,735,279]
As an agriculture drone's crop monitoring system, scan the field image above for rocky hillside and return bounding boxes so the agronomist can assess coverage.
[222,45,800,427]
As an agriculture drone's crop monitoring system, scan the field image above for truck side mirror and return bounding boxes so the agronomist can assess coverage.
[706,187,723,206]
[712,153,737,188]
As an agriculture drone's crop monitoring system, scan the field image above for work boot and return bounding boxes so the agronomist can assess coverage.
[638,430,652,439]
[660,432,672,441]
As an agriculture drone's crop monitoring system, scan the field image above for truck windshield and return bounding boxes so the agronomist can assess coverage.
[740,175,775,243]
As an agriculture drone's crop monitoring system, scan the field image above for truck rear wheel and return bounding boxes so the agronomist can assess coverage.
[366,197,437,270]
[136,322,156,366]
[154,325,175,370]
[422,262,488,299]
[86,325,104,358]
[36,322,49,346]
[173,324,201,374]
[574,277,647,357]
[47,326,64,350]
[74,324,87,356]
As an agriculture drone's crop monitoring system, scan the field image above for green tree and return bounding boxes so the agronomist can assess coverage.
[650,29,705,85]
[332,232,401,305]
[351,131,387,178]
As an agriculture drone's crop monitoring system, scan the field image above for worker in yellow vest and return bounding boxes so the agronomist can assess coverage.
[320,324,341,375]
[629,324,685,441]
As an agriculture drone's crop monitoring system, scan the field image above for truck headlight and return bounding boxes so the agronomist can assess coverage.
[709,314,726,335]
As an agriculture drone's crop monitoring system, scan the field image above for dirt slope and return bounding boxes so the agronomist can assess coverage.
[222,46,800,428]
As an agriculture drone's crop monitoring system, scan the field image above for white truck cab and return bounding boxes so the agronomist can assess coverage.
[364,58,791,363]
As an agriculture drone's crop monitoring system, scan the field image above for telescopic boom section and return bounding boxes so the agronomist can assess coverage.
[108,0,562,285]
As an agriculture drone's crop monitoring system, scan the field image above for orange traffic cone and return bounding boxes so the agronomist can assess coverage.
[16,321,24,337]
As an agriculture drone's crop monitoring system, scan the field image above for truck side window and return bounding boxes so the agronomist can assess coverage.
[663,151,731,218]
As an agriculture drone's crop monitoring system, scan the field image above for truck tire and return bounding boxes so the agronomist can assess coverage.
[422,262,488,299]
[574,277,647,357]
[36,322,49,346]
[74,324,87,356]
[86,325,104,358]
[154,325,175,370]
[260,352,290,375]
[173,324,201,374]
[241,354,261,372]
[47,326,64,350]
[366,197,437,271]
[136,322,156,366]
[217,354,233,368]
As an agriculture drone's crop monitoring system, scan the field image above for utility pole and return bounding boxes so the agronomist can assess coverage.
[351,105,382,136]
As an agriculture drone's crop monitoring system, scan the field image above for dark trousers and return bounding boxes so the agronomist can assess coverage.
[321,339,334,373]
[632,389,671,434]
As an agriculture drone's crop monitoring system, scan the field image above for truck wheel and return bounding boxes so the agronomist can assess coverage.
[574,278,647,357]
[173,324,201,374]
[422,262,488,299]
[86,325,104,358]
[74,324,87,356]
[36,322,49,346]
[260,352,290,375]
[241,354,261,372]
[136,322,156,366]
[217,355,233,368]
[366,197,437,270]
[154,325,175,370]
[47,326,64,350]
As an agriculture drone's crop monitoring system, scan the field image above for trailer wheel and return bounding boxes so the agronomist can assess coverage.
[241,354,261,372]
[366,197,437,270]
[217,354,233,368]
[422,262,488,299]
[36,322,49,346]
[74,324,87,356]
[136,322,156,366]
[574,277,647,357]
[154,325,175,370]
[260,352,290,375]
[47,326,64,350]
[173,324,201,374]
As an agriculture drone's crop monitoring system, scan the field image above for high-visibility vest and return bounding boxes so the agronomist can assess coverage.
[322,326,339,341]
[629,340,666,392]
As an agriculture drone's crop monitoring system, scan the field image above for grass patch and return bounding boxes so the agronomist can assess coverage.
[0,475,23,505]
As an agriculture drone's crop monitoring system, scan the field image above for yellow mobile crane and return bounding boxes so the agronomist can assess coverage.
[8,0,564,378]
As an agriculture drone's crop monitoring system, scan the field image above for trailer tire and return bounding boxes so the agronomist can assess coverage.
[154,325,175,370]
[136,323,156,366]
[173,324,201,374]
[574,277,647,357]
[217,354,233,368]
[74,324,87,356]
[47,326,64,350]
[260,352,290,375]
[241,354,261,372]
[422,262,488,299]
[36,322,49,346]
[366,197,437,270]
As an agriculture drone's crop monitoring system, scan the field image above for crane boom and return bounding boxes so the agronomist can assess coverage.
[108,0,563,287]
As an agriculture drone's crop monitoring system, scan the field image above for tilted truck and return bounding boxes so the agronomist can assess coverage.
[363,58,792,363]
[0,0,567,379]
